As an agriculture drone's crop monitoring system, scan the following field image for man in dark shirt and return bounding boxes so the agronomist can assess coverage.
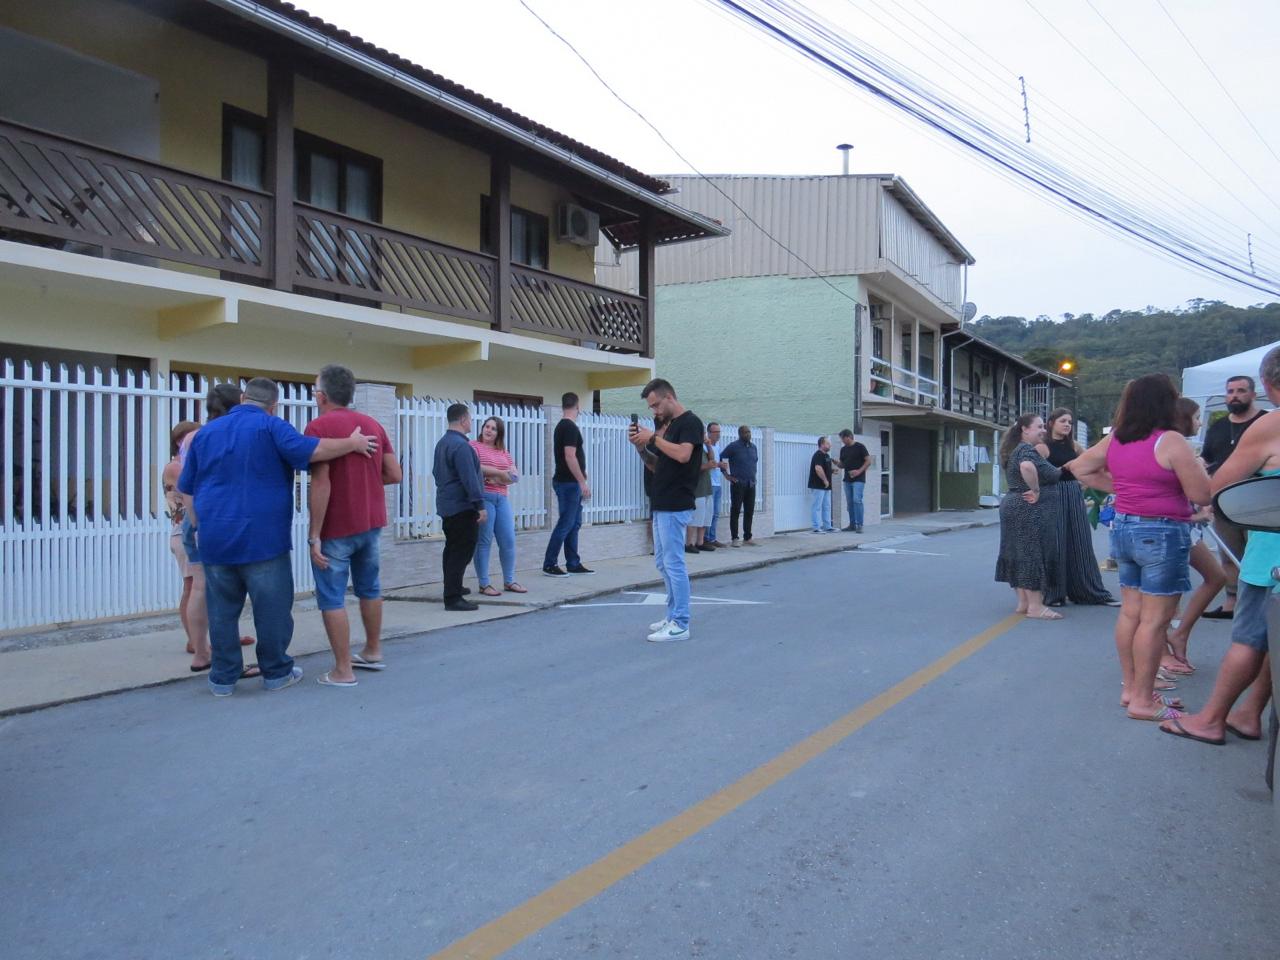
[720,425,760,545]
[630,378,703,642]
[433,402,487,611]
[808,436,835,533]
[837,428,871,532]
[543,392,593,577]
[178,377,378,696]
[1201,375,1268,619]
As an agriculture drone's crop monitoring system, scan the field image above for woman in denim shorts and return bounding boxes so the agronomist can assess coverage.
[1066,375,1211,722]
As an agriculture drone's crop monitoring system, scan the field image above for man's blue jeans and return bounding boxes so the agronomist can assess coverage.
[544,481,583,569]
[204,552,295,691]
[843,480,865,528]
[652,509,694,629]
[475,491,517,587]
[706,485,723,543]
[810,487,833,531]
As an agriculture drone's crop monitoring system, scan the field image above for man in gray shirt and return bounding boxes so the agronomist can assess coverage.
[720,425,760,546]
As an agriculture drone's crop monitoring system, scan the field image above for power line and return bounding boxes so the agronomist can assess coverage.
[515,0,864,309]
[1080,0,1280,215]
[1152,0,1280,169]
[708,0,1279,295]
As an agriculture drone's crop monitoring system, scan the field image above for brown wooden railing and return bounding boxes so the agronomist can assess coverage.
[0,119,270,277]
[293,204,495,323]
[951,388,1016,424]
[510,264,646,353]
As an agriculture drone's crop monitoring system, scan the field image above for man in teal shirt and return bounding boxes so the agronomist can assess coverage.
[1161,347,1279,746]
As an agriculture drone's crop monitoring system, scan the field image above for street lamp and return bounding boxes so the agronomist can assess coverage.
[1058,360,1079,436]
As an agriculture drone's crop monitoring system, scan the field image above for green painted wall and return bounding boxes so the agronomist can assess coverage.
[603,275,863,432]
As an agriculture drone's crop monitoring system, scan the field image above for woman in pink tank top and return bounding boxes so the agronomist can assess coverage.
[1067,374,1210,723]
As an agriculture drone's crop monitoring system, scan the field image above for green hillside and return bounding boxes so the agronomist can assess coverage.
[970,300,1280,434]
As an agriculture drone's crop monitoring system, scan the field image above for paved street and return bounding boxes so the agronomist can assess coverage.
[2,524,1277,960]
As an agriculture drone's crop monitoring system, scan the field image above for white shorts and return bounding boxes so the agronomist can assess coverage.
[692,495,712,527]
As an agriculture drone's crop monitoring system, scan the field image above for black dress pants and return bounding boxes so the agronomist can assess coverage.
[729,482,756,541]
[442,509,479,603]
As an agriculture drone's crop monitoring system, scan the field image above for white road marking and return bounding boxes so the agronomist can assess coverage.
[850,547,948,556]
[563,591,768,609]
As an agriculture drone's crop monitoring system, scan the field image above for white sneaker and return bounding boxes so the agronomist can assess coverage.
[648,618,670,632]
[647,622,690,642]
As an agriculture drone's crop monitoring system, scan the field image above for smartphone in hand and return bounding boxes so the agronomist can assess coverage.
[629,413,639,436]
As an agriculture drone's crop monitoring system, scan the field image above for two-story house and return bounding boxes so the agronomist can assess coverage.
[597,173,982,519]
[0,0,725,404]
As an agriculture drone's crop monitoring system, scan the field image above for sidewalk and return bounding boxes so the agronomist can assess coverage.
[0,509,997,715]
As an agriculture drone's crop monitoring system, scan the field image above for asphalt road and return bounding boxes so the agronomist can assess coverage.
[2,525,1277,960]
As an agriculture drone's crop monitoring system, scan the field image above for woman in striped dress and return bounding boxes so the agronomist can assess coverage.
[471,416,526,596]
[1038,408,1118,607]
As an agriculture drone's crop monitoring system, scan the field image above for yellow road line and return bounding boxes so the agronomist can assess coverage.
[429,612,1025,960]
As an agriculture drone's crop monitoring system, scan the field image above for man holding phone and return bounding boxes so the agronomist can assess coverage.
[629,379,703,642]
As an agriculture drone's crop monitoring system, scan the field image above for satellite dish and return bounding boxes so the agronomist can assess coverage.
[962,302,977,323]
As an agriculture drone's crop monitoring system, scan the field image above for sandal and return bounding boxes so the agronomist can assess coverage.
[1129,704,1183,722]
[1026,608,1063,620]
[478,585,501,597]
[504,582,528,594]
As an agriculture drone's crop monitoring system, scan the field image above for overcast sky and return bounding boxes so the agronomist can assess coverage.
[299,0,1280,320]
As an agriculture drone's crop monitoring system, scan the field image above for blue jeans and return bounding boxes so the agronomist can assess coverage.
[544,481,583,569]
[810,487,833,531]
[843,480,865,528]
[475,491,517,587]
[204,552,296,691]
[312,528,381,611]
[653,509,694,629]
[706,485,723,542]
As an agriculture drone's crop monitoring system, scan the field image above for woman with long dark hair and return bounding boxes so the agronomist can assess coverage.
[995,413,1063,620]
[1163,397,1226,674]
[1036,408,1118,607]
[1066,374,1210,721]
[470,415,526,596]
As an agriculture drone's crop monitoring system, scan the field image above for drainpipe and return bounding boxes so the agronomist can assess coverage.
[854,302,864,434]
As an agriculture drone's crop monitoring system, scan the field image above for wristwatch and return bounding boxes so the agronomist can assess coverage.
[308,537,321,545]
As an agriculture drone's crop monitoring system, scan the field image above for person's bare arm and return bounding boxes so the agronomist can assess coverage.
[1034,442,1051,459]
[1063,435,1111,479]
[1019,460,1041,502]
[308,462,331,569]
[381,451,403,485]
[1211,413,1280,494]
[1156,432,1211,505]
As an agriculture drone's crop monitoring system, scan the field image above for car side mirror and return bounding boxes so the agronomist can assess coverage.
[1214,474,1280,533]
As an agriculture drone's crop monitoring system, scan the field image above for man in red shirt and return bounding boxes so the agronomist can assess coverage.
[306,364,402,687]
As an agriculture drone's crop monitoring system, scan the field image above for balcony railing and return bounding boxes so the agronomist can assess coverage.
[951,388,1016,424]
[0,119,647,354]
[0,119,270,277]
[869,356,939,406]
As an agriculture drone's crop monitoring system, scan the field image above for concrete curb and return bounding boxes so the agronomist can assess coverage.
[0,515,996,716]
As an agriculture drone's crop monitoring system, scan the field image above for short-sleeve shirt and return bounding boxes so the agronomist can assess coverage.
[471,440,515,496]
[721,439,758,484]
[553,418,586,483]
[808,450,832,489]
[1202,410,1267,474]
[694,444,713,499]
[708,443,722,488]
[650,410,705,512]
[305,407,393,540]
[178,404,319,565]
[838,441,869,481]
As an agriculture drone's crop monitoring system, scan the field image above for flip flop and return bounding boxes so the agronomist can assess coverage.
[478,585,501,597]
[1160,718,1225,745]
[240,636,255,646]
[241,665,261,679]
[351,653,386,671]
[189,662,211,673]
[1026,608,1063,620]
[317,672,358,688]
[1129,705,1183,722]
[504,582,528,594]
[1226,723,1262,741]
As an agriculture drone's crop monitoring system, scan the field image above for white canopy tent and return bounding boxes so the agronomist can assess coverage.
[1181,341,1280,409]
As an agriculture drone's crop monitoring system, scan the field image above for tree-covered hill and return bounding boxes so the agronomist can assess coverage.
[971,300,1280,433]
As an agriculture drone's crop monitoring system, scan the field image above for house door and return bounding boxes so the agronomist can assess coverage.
[880,428,892,517]
[892,425,936,514]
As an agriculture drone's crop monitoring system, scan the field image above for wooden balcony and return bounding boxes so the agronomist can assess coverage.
[0,119,649,355]
[950,388,1016,425]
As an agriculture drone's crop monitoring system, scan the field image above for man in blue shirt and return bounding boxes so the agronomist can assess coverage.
[179,377,378,696]
[433,402,487,611]
[720,425,760,546]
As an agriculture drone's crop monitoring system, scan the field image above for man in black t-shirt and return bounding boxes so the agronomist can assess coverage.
[807,436,835,533]
[630,378,703,643]
[1201,375,1267,618]
[837,428,871,532]
[543,392,593,577]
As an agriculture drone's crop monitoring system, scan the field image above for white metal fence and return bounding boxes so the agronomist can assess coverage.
[0,362,317,630]
[772,431,820,532]
[395,397,548,539]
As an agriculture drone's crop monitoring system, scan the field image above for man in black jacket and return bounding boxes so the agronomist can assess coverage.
[432,403,486,611]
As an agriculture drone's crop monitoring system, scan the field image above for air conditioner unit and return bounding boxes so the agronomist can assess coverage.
[557,203,600,247]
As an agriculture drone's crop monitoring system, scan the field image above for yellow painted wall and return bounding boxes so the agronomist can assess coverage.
[1,0,265,178]
[0,284,591,403]
[510,168,596,282]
